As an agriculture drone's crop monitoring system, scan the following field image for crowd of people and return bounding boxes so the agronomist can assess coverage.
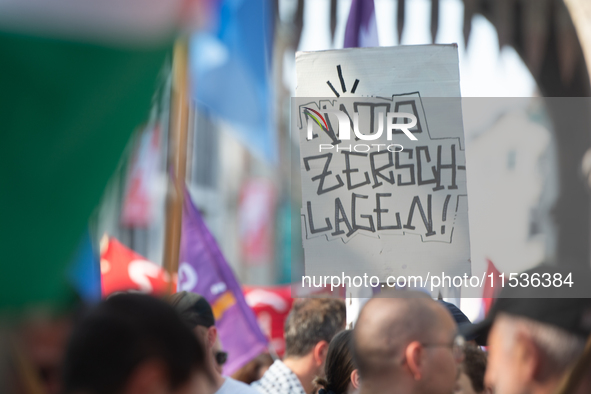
[7,266,591,394]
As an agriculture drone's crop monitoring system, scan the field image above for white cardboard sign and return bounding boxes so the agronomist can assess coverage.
[294,45,470,280]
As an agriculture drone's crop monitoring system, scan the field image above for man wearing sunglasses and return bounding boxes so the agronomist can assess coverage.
[170,291,261,394]
[353,290,463,394]
[213,336,228,375]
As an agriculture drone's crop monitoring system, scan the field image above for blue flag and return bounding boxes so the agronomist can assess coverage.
[190,0,276,162]
[68,229,101,302]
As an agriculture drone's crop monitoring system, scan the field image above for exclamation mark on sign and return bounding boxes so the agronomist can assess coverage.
[441,195,451,235]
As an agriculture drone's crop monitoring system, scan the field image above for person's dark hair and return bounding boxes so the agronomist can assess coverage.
[462,343,487,393]
[232,353,274,384]
[168,291,215,329]
[62,293,207,394]
[284,298,346,357]
[314,330,355,394]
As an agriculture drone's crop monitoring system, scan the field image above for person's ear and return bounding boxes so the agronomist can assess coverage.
[515,331,541,382]
[207,326,218,348]
[313,340,329,366]
[124,359,168,394]
[351,369,360,389]
[405,341,423,381]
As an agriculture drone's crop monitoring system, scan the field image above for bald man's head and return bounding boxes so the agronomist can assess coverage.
[352,291,452,379]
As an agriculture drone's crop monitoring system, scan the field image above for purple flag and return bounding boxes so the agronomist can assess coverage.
[344,0,379,48]
[178,188,268,375]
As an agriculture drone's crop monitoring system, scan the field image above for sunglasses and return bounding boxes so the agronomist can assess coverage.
[215,351,228,366]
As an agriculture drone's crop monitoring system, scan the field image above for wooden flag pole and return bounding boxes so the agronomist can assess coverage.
[163,37,190,291]
[12,339,46,394]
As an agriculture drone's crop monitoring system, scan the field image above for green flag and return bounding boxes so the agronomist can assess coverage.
[0,30,171,311]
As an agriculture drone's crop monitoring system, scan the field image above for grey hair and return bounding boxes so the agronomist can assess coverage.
[497,313,586,373]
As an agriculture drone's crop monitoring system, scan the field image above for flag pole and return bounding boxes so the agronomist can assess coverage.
[163,37,190,292]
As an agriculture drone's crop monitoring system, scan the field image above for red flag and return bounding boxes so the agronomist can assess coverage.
[244,286,293,357]
[482,259,503,316]
[100,236,174,297]
[238,180,276,266]
[121,125,161,227]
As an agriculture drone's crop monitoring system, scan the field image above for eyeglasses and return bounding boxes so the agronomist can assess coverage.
[422,334,465,362]
[215,351,228,366]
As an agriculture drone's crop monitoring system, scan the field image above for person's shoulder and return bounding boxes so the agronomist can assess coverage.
[250,368,273,393]
[250,360,304,394]
[217,377,261,394]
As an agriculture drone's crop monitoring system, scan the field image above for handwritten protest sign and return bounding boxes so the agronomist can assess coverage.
[294,46,470,281]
